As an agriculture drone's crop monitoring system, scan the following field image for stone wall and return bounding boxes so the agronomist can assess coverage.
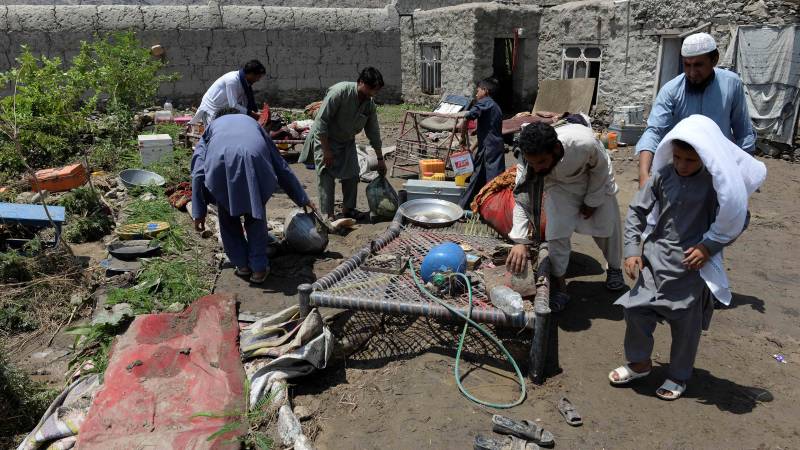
[473,3,541,111]
[6,0,390,7]
[399,4,479,106]
[538,0,800,121]
[400,3,541,110]
[0,4,402,107]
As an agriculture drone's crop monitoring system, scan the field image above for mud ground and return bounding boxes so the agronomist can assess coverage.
[217,132,800,449]
[9,120,797,449]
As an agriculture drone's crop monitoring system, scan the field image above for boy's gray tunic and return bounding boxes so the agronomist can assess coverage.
[615,165,725,311]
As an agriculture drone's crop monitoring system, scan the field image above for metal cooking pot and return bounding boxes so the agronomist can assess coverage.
[398,198,464,228]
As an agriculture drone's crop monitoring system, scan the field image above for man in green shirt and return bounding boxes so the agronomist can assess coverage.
[300,67,386,221]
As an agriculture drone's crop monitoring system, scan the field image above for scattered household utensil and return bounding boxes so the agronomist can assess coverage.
[107,239,161,261]
[398,198,463,228]
[118,169,166,189]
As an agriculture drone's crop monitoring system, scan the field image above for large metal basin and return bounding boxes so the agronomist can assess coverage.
[398,198,463,228]
[118,169,166,189]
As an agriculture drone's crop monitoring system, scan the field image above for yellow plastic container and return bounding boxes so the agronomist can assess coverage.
[455,174,470,186]
[419,159,446,174]
[421,172,446,181]
[607,131,618,150]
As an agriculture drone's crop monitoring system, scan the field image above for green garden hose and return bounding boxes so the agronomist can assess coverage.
[409,260,526,408]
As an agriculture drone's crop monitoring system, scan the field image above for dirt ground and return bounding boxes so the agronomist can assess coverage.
[8,117,797,449]
[215,129,800,450]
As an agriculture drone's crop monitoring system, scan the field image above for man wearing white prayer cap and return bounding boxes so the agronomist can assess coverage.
[635,32,756,189]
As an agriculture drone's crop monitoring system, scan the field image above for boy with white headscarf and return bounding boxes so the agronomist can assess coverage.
[609,115,766,400]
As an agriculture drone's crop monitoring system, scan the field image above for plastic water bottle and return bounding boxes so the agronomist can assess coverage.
[163,101,173,112]
[489,286,523,317]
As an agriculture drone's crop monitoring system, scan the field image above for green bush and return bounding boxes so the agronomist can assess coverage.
[0,49,96,171]
[60,187,113,243]
[88,138,142,174]
[0,251,32,283]
[0,305,37,333]
[79,32,178,112]
[64,215,114,244]
[152,123,184,143]
[0,32,179,179]
[148,145,192,186]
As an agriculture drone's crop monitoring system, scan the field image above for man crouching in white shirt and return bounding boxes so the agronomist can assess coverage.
[507,122,625,312]
[190,60,266,127]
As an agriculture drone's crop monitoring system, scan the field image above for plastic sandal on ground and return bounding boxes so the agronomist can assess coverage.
[491,414,554,447]
[556,397,583,427]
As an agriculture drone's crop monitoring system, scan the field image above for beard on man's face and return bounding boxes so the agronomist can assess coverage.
[686,78,708,92]
[686,70,715,92]
[530,156,560,176]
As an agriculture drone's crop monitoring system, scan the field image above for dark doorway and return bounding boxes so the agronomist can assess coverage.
[587,60,601,106]
[492,38,514,115]
[657,37,683,93]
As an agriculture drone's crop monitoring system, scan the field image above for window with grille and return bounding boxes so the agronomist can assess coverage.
[420,43,442,95]
[561,45,602,105]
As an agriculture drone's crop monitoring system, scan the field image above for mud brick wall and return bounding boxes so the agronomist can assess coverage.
[537,0,800,121]
[3,1,391,9]
[0,4,402,107]
[400,3,541,110]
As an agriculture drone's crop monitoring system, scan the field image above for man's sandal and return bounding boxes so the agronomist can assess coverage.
[656,379,686,401]
[341,209,369,221]
[234,267,252,278]
[608,364,651,385]
[556,397,583,427]
[491,414,554,447]
[605,268,626,291]
[549,291,570,313]
[474,435,540,450]
[249,268,270,285]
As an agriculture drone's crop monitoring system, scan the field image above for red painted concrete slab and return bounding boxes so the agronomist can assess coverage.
[77,294,246,450]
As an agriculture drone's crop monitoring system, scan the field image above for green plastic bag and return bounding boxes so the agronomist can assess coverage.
[366,175,399,220]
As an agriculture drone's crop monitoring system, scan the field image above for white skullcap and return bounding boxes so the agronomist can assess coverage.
[681,33,717,57]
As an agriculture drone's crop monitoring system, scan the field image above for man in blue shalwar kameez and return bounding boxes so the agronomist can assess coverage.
[191,108,316,284]
[636,33,756,189]
[458,78,505,209]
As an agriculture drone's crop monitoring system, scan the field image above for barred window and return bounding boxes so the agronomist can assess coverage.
[561,45,602,105]
[420,43,442,95]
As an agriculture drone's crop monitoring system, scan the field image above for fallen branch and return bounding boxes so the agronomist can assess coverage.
[47,304,78,347]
